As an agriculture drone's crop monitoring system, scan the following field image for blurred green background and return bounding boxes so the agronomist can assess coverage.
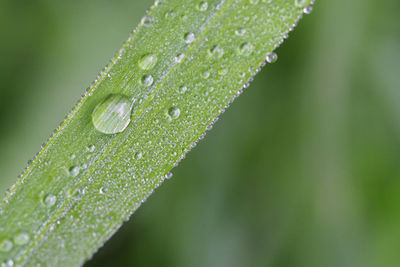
[1,0,400,266]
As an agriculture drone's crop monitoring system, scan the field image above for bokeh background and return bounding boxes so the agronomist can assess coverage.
[1,0,400,266]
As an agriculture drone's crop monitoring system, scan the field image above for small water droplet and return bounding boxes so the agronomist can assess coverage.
[99,187,108,194]
[138,54,157,70]
[238,42,254,55]
[179,85,188,93]
[303,5,313,14]
[0,239,12,252]
[14,232,29,245]
[141,16,154,26]
[202,70,210,79]
[69,166,80,177]
[141,74,154,86]
[168,107,181,119]
[184,32,195,44]
[197,1,208,11]
[165,172,173,179]
[235,27,246,36]
[44,194,57,207]
[174,53,185,63]
[135,152,143,159]
[266,52,278,63]
[87,144,95,152]
[208,45,224,58]
[92,94,133,134]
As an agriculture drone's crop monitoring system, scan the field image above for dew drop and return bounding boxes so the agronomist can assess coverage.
[202,70,210,79]
[165,172,173,179]
[0,239,12,252]
[138,54,157,70]
[141,74,154,86]
[208,44,224,58]
[266,52,278,63]
[92,94,133,134]
[99,187,108,194]
[174,53,185,63]
[14,232,29,245]
[303,5,313,14]
[44,194,57,207]
[168,107,181,119]
[197,1,208,11]
[179,85,188,93]
[235,27,246,36]
[87,144,95,152]
[134,152,143,160]
[141,16,154,26]
[69,166,80,177]
[184,32,195,44]
[238,42,254,55]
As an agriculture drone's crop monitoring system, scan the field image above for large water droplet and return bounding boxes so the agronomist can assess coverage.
[184,32,195,44]
[44,194,57,207]
[92,94,133,134]
[197,1,208,11]
[266,52,278,63]
[0,239,12,252]
[138,54,157,70]
[168,107,181,119]
[141,74,154,86]
[13,232,29,245]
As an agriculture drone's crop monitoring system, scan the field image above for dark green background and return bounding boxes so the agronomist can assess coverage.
[1,0,400,266]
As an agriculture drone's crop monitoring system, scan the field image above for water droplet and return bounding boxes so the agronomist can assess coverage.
[99,187,108,194]
[266,52,278,63]
[69,166,80,177]
[202,70,210,79]
[0,239,12,252]
[44,194,57,207]
[303,5,313,14]
[238,42,254,55]
[197,1,208,11]
[1,259,13,267]
[141,16,154,26]
[134,152,143,159]
[184,32,195,44]
[92,94,133,134]
[294,0,307,7]
[141,74,154,86]
[138,54,157,70]
[168,107,181,119]
[179,85,188,93]
[14,232,29,245]
[87,144,95,152]
[235,27,246,36]
[208,45,224,58]
[174,53,185,63]
[165,172,173,179]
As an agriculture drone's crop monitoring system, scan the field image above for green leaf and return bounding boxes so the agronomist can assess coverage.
[0,0,313,265]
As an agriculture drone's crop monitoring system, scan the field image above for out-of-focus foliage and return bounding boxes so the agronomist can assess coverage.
[0,0,399,266]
